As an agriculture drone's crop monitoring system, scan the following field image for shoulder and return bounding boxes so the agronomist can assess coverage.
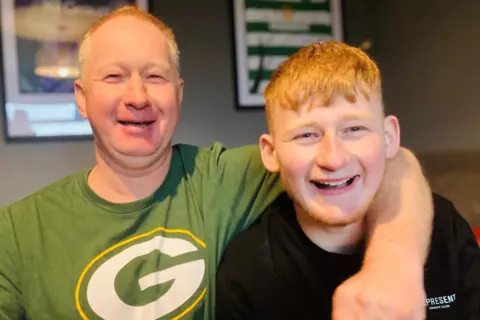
[429,192,478,261]
[173,142,261,171]
[432,192,456,213]
[431,192,471,234]
[425,193,479,316]
[219,194,291,275]
[0,171,86,219]
[224,192,291,246]
[174,142,259,160]
[173,142,270,192]
[220,214,271,266]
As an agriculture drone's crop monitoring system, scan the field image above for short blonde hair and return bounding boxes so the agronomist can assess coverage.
[264,41,381,131]
[78,5,180,77]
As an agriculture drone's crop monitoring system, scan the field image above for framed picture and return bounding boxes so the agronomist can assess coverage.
[232,0,343,108]
[0,0,148,142]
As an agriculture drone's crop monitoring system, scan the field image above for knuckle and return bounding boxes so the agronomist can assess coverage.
[356,291,373,305]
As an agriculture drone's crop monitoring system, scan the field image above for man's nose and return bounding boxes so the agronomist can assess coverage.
[315,133,351,171]
[123,74,149,109]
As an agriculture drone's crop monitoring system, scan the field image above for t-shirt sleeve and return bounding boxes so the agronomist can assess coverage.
[450,204,480,319]
[205,143,283,239]
[0,208,25,319]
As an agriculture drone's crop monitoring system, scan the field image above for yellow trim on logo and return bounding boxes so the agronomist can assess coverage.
[75,226,207,319]
[172,288,207,320]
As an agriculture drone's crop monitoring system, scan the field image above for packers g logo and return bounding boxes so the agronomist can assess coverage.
[75,227,206,320]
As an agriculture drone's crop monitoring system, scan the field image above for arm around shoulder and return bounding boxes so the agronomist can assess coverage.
[365,147,433,266]
[333,147,433,320]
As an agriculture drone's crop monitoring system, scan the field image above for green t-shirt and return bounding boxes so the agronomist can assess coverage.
[0,143,283,320]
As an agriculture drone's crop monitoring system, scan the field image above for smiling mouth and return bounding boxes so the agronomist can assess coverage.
[312,176,359,190]
[118,120,155,127]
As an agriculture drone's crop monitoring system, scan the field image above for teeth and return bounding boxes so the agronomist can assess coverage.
[319,178,350,186]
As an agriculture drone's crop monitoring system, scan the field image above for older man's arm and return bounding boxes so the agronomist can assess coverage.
[333,147,433,320]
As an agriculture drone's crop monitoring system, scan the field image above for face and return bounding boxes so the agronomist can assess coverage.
[260,93,399,227]
[74,16,183,170]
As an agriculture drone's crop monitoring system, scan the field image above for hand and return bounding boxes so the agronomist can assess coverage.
[332,252,426,320]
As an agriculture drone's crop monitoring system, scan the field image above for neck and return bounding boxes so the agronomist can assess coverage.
[88,147,172,203]
[295,206,365,254]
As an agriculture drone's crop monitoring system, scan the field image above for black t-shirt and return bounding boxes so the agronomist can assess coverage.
[216,193,480,319]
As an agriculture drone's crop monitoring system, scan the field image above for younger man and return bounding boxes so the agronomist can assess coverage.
[216,41,480,319]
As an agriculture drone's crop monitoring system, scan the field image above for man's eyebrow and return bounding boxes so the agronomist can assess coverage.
[94,60,173,74]
[340,112,374,121]
[283,121,320,136]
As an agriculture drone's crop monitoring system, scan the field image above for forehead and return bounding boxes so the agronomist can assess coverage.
[89,16,170,65]
[273,93,383,129]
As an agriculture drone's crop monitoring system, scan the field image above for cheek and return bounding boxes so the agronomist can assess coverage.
[87,87,120,115]
[277,145,314,180]
[348,137,386,176]
[148,84,179,109]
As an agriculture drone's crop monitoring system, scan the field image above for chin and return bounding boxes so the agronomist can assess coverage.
[307,204,366,227]
[114,141,162,157]
[121,148,158,157]
[113,153,164,171]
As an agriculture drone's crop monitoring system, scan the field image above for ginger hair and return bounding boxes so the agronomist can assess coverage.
[264,41,382,131]
[77,5,180,78]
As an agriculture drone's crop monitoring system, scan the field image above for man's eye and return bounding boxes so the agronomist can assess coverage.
[294,132,317,139]
[344,126,368,137]
[347,126,368,132]
[148,74,166,81]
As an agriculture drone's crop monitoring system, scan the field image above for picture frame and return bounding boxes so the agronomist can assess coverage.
[232,0,343,109]
[0,0,149,142]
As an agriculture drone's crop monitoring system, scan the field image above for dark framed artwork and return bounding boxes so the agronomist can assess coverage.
[0,0,148,142]
[232,0,343,108]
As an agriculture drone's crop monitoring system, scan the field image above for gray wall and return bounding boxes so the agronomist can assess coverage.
[0,0,479,207]
[368,0,480,152]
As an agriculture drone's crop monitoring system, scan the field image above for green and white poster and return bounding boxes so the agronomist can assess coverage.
[233,0,343,108]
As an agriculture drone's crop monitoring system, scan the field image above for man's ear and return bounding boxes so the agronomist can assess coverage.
[384,115,400,159]
[74,79,88,119]
[176,76,184,104]
[259,133,280,173]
